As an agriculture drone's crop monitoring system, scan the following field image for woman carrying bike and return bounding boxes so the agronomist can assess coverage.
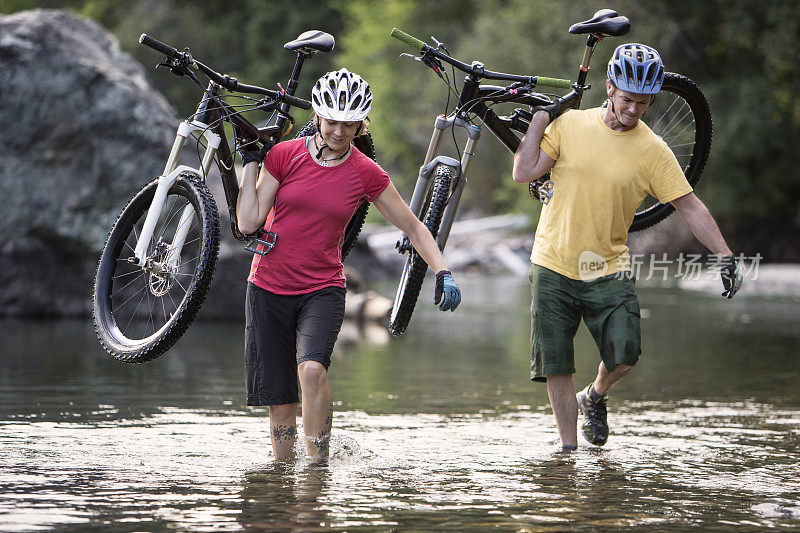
[236,68,461,463]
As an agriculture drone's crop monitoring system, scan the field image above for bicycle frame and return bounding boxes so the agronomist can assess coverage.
[130,50,310,270]
[403,33,604,253]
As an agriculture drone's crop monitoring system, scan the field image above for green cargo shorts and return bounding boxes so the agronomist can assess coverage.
[529,264,641,382]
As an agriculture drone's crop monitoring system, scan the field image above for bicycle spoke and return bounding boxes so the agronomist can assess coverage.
[112,268,140,280]
[166,290,179,315]
[146,289,156,336]
[182,235,201,248]
[649,96,681,132]
[160,293,169,324]
[123,288,148,335]
[172,275,191,294]
[113,270,146,295]
[114,277,148,311]
[660,107,692,138]
[662,119,695,144]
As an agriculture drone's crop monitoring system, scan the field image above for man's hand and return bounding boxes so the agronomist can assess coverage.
[434,270,461,311]
[720,254,743,299]
[532,97,563,123]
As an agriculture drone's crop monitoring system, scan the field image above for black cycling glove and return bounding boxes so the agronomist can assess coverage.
[720,254,743,299]
[240,141,270,165]
[533,97,563,123]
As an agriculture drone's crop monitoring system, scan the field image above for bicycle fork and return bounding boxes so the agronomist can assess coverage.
[402,114,482,253]
[131,120,220,271]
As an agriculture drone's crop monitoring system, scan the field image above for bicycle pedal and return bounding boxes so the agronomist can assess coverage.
[244,229,278,256]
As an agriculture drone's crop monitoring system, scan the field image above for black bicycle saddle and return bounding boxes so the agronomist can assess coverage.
[284,30,335,52]
[569,9,630,37]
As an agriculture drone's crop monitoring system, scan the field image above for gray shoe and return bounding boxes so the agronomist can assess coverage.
[577,385,608,446]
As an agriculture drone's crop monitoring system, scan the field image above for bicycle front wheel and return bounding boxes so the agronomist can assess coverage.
[388,164,453,336]
[630,72,713,232]
[92,173,220,363]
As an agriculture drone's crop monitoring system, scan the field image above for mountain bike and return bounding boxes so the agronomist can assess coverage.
[387,9,712,335]
[93,30,375,363]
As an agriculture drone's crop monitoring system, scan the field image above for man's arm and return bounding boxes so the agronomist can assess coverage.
[512,111,556,183]
[670,192,732,255]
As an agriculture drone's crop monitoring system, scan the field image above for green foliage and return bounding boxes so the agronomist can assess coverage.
[3,0,799,232]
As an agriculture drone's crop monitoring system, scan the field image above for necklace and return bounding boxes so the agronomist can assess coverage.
[312,134,350,167]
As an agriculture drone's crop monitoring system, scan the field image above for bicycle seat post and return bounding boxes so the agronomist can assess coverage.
[576,34,601,89]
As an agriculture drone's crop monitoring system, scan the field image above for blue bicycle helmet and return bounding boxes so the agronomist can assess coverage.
[607,43,665,94]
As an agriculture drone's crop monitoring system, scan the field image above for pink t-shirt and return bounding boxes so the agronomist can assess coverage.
[247,137,391,294]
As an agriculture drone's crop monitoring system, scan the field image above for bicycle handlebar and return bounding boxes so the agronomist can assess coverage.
[390,28,572,90]
[139,33,180,59]
[138,34,312,111]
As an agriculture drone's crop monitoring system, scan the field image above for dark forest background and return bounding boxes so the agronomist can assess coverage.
[3,0,799,260]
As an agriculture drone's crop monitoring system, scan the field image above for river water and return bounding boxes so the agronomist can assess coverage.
[2,274,799,531]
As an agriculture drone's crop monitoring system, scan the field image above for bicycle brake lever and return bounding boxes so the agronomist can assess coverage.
[420,51,445,78]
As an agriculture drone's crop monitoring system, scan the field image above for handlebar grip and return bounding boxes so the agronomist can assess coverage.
[282,93,312,111]
[139,34,180,59]
[390,28,426,51]
[536,76,572,90]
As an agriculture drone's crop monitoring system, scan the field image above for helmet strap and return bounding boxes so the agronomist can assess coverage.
[311,129,350,165]
[607,97,625,126]
[313,117,330,158]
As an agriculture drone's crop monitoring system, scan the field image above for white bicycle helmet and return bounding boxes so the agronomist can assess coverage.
[311,68,373,122]
[607,43,665,94]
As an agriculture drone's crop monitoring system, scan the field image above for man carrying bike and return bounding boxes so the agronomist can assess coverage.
[512,43,743,451]
[237,68,461,463]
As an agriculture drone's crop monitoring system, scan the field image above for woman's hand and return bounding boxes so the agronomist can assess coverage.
[434,270,461,311]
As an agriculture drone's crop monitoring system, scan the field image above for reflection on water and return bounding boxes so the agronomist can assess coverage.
[1,274,799,531]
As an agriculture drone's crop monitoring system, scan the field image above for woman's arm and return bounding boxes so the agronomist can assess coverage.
[372,182,447,272]
[237,162,280,234]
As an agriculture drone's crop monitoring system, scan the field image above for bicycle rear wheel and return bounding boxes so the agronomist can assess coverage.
[294,120,374,259]
[388,164,453,336]
[92,173,220,363]
[630,72,713,232]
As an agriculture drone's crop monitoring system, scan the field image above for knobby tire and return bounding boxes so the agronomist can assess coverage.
[388,164,453,336]
[92,173,220,363]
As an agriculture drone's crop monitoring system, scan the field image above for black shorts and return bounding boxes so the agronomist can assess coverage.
[244,282,346,406]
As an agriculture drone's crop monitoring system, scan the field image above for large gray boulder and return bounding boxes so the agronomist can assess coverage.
[0,10,387,320]
[0,10,177,316]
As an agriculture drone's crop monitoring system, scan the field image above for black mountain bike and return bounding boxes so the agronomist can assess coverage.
[387,9,712,335]
[92,31,374,363]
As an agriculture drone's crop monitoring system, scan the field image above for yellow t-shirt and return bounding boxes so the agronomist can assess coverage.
[532,107,692,280]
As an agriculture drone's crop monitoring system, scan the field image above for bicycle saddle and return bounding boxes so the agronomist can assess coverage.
[284,30,335,53]
[568,9,630,37]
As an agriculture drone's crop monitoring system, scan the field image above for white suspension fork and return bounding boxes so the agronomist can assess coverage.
[132,120,220,268]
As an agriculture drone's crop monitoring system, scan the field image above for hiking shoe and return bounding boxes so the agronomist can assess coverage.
[576,385,608,446]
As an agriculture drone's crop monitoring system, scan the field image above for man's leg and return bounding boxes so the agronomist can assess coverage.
[298,361,333,463]
[529,265,582,451]
[593,361,632,396]
[546,374,578,448]
[268,403,299,461]
[579,273,641,446]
